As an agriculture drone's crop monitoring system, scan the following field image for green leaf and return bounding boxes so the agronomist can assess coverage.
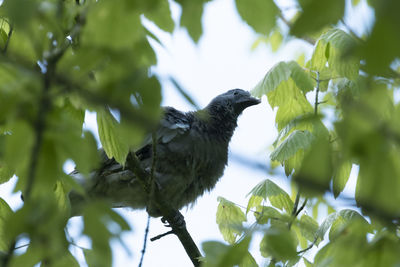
[333,161,352,198]
[216,197,247,244]
[252,61,314,98]
[0,161,14,185]
[362,1,400,75]
[288,62,315,94]
[273,83,314,131]
[97,109,129,165]
[283,149,306,176]
[303,257,314,267]
[32,138,63,196]
[247,179,294,213]
[52,251,80,267]
[293,224,308,250]
[240,251,258,267]
[9,246,42,267]
[254,206,282,225]
[291,0,345,36]
[235,0,279,35]
[47,104,99,175]
[4,121,34,185]
[0,198,13,252]
[54,181,71,215]
[246,195,263,215]
[271,130,314,163]
[251,35,268,51]
[361,231,400,267]
[295,134,332,194]
[83,202,130,267]
[297,215,319,243]
[0,28,8,50]
[252,61,291,98]
[316,212,337,242]
[260,226,297,261]
[143,0,175,33]
[2,0,38,28]
[269,29,283,52]
[252,62,314,131]
[202,240,257,267]
[324,30,359,80]
[310,39,328,72]
[310,29,359,80]
[316,209,369,243]
[82,0,144,49]
[176,0,209,42]
[84,249,108,267]
[314,216,373,266]
[329,209,369,241]
[201,238,257,267]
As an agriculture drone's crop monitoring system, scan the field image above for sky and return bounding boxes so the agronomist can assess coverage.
[0,0,374,266]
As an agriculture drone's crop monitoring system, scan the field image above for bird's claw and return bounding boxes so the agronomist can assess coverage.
[161,211,186,229]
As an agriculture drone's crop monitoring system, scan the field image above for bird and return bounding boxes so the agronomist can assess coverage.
[69,89,260,217]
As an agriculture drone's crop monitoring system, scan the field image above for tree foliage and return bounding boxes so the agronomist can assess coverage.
[0,0,400,266]
[211,0,400,266]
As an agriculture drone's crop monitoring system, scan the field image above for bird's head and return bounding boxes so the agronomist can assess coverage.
[206,89,261,117]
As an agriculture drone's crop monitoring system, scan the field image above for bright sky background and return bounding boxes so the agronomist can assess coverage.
[0,0,374,266]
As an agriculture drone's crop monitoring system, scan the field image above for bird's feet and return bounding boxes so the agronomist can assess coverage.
[161,210,186,229]
[150,211,186,242]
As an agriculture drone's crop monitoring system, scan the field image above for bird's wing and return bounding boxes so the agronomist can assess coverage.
[135,106,191,161]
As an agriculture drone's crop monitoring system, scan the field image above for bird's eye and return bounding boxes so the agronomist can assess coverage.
[234,91,239,96]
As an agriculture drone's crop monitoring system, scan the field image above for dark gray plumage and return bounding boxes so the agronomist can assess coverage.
[70,89,260,217]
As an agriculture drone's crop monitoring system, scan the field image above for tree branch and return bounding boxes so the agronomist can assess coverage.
[125,153,202,267]
[24,6,86,201]
[4,8,87,266]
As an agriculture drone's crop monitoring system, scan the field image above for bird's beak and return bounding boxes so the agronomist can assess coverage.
[237,93,261,108]
[234,92,261,114]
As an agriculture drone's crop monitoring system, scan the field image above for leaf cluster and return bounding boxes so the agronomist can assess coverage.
[206,0,400,266]
[0,0,208,265]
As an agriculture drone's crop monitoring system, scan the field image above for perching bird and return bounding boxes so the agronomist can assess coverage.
[69,89,260,217]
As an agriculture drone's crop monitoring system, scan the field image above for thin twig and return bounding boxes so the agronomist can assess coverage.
[314,71,320,115]
[292,192,300,216]
[69,242,89,251]
[14,243,30,250]
[297,237,318,254]
[150,230,174,241]
[295,199,308,217]
[138,215,151,267]
[139,132,158,267]
[288,191,301,229]
[24,69,52,200]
